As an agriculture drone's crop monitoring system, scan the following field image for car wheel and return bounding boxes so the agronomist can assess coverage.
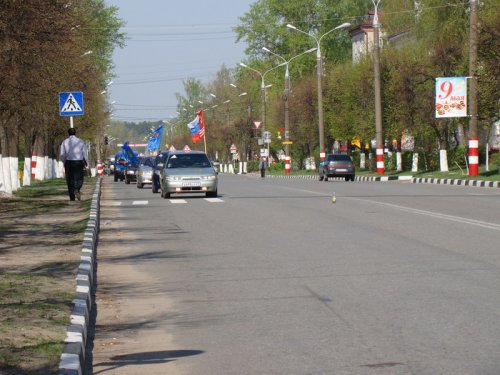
[137,182,143,188]
[345,176,349,182]
[114,174,118,182]
[319,174,324,181]
[162,191,170,199]
[351,175,355,181]
[324,176,329,181]
[125,178,130,184]
[206,190,217,198]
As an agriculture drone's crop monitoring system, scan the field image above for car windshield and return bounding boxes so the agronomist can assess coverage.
[327,154,352,162]
[141,157,154,167]
[167,154,211,168]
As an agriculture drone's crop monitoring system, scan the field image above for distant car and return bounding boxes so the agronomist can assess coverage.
[151,151,171,193]
[160,151,218,198]
[124,156,143,185]
[319,154,355,181]
[113,158,126,182]
[136,156,154,188]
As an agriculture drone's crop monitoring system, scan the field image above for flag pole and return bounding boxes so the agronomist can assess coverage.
[201,108,207,153]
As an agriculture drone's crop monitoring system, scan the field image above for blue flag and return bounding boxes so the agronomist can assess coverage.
[147,125,164,151]
[121,142,140,164]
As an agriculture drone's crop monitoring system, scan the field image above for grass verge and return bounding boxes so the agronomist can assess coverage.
[0,177,96,374]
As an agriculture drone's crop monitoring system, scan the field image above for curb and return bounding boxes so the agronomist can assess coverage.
[411,177,500,188]
[244,172,498,187]
[59,178,101,375]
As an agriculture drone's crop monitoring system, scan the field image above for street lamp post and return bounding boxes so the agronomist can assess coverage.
[262,47,317,174]
[287,22,351,163]
[239,62,285,158]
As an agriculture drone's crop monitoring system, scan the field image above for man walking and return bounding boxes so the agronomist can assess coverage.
[60,128,87,201]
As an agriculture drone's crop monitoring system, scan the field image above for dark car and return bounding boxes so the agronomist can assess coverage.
[151,151,171,193]
[113,156,126,182]
[319,154,355,181]
[124,158,141,184]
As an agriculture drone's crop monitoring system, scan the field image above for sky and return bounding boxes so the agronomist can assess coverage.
[105,0,255,123]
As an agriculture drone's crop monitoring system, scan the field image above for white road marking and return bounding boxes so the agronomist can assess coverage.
[205,198,224,203]
[170,199,187,204]
[349,197,500,231]
[132,200,148,205]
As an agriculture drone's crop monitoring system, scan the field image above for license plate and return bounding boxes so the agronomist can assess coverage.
[182,182,200,187]
[336,169,347,172]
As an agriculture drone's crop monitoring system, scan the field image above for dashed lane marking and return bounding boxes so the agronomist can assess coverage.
[204,198,224,203]
[132,200,149,205]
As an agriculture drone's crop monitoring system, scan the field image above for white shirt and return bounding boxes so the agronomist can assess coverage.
[60,135,87,163]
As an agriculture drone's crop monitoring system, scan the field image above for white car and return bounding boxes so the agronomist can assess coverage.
[160,151,218,198]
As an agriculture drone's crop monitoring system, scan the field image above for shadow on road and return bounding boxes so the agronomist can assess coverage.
[93,349,204,374]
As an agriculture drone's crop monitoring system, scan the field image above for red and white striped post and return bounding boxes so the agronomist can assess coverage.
[320,150,325,163]
[31,154,37,179]
[376,148,384,174]
[468,138,479,176]
[285,156,291,175]
[97,161,103,177]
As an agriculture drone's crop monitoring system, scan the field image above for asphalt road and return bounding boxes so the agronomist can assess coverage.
[92,174,500,375]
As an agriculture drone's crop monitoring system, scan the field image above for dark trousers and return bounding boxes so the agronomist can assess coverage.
[260,167,265,178]
[64,160,85,200]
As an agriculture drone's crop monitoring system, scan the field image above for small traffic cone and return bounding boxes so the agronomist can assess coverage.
[332,192,336,204]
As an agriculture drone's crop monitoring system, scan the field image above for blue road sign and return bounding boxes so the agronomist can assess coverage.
[59,92,84,116]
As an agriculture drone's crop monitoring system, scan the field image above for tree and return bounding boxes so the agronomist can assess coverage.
[0,0,124,194]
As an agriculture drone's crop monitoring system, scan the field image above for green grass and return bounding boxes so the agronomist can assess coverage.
[61,217,89,235]
[0,177,97,374]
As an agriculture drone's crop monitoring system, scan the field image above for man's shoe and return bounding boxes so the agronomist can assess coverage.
[76,190,81,200]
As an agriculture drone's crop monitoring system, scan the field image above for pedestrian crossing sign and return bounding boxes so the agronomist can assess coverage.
[59,92,84,116]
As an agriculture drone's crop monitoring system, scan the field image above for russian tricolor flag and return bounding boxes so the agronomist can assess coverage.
[187,109,205,144]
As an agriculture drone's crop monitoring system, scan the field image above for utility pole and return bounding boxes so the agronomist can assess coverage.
[468,0,479,176]
[284,66,291,174]
[372,0,384,174]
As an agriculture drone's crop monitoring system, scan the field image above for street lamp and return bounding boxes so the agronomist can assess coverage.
[287,21,351,162]
[262,46,317,174]
[239,62,286,157]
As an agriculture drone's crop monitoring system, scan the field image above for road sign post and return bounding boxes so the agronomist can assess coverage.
[59,92,84,128]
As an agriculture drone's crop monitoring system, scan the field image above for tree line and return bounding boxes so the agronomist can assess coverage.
[0,0,124,194]
[172,0,498,170]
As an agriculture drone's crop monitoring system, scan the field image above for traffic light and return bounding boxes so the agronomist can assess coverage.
[104,136,109,145]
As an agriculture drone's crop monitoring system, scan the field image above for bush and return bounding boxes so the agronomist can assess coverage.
[247,160,259,172]
[489,150,500,171]
[269,161,285,173]
[448,146,467,167]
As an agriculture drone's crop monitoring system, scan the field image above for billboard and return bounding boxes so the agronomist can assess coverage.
[435,77,467,118]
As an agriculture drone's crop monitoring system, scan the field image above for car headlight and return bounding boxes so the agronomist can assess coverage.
[201,175,216,180]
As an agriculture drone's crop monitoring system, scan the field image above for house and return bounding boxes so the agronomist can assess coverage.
[350,10,411,63]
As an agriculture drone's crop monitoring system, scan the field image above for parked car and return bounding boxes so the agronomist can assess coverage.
[319,154,355,181]
[160,151,218,198]
[136,156,154,188]
[151,151,171,193]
